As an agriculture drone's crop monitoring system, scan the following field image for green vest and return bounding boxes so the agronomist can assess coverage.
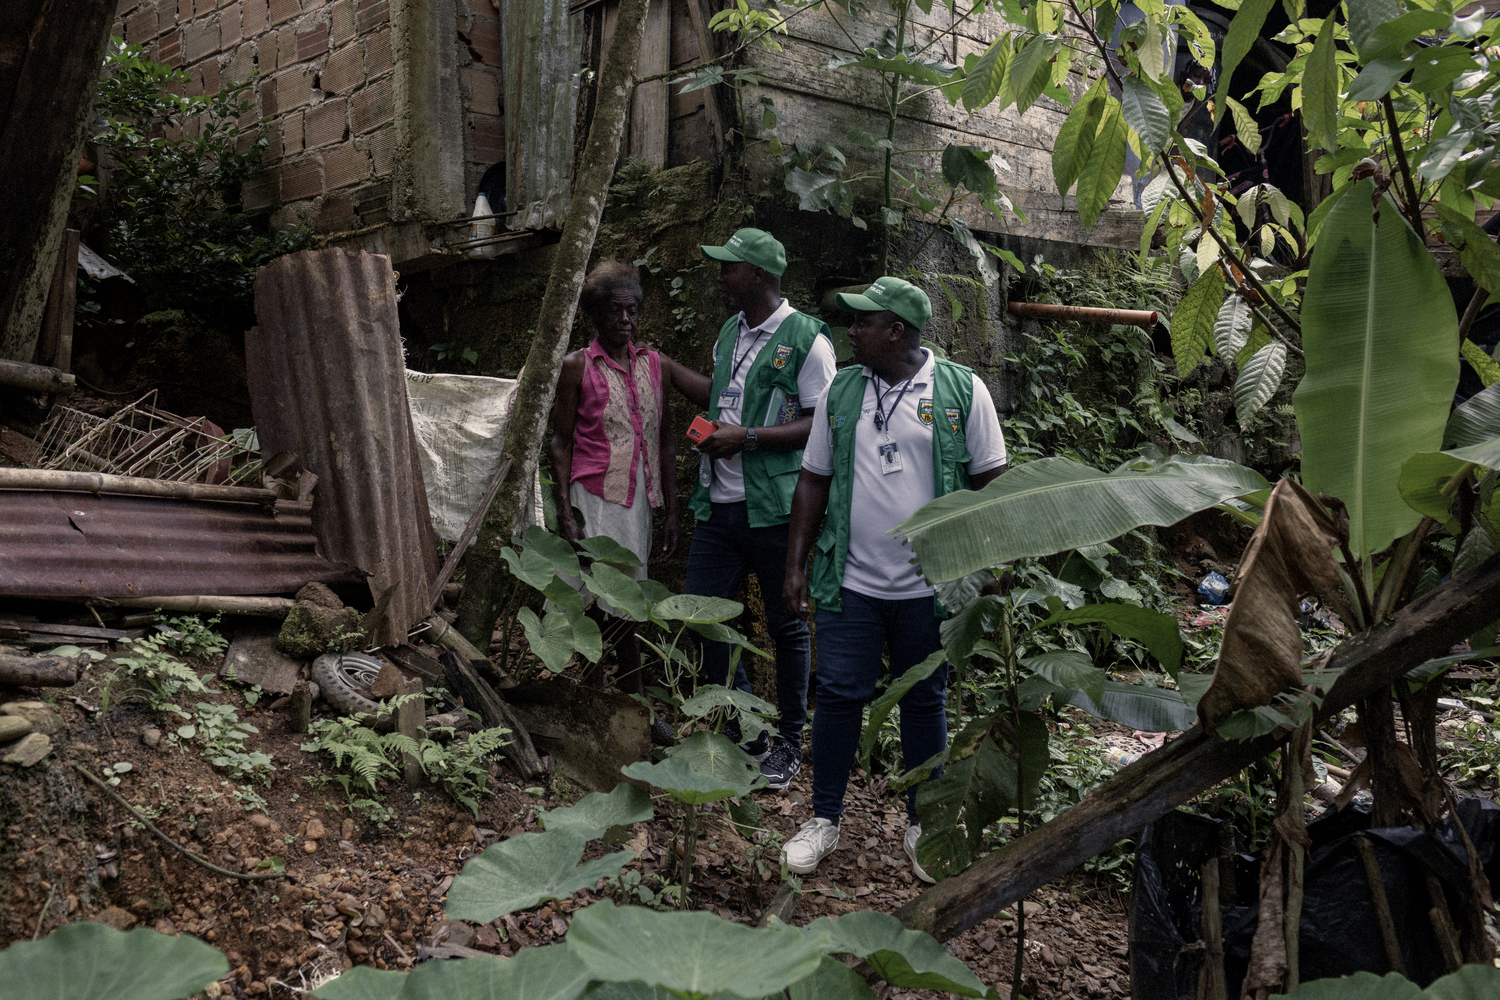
[690,310,831,527]
[808,356,977,613]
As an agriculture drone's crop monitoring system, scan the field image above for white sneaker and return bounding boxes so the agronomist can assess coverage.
[782,817,840,874]
[905,824,936,884]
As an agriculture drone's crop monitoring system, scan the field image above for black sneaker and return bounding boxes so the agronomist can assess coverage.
[740,731,771,762]
[650,717,675,747]
[760,739,802,790]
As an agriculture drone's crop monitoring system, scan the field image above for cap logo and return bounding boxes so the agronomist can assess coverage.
[729,235,743,246]
[868,282,886,296]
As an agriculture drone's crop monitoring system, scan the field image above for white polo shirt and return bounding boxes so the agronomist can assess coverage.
[802,350,1007,600]
[709,298,838,503]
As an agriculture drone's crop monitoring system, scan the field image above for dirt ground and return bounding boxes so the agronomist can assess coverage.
[0,635,1136,1000]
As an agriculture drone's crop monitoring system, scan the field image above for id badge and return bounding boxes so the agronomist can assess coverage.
[717,386,742,409]
[878,441,903,474]
[698,454,713,487]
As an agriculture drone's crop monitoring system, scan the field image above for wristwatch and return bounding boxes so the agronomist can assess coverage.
[743,427,760,452]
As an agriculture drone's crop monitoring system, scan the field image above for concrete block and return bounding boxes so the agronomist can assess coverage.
[282,108,304,154]
[157,29,183,67]
[198,56,221,96]
[324,142,369,190]
[277,65,314,112]
[462,65,499,115]
[159,5,180,33]
[260,74,278,116]
[243,169,277,209]
[466,14,500,65]
[118,0,139,16]
[243,0,268,35]
[280,157,323,200]
[126,8,157,44]
[269,0,299,25]
[350,75,392,133]
[363,123,396,174]
[315,193,355,233]
[320,42,362,93]
[221,2,242,47]
[469,117,503,164]
[296,22,328,60]
[222,633,304,695]
[356,0,387,34]
[364,27,390,78]
[276,25,297,68]
[303,98,346,148]
[178,0,194,21]
[352,180,390,224]
[183,14,219,61]
[196,0,218,15]
[227,41,256,84]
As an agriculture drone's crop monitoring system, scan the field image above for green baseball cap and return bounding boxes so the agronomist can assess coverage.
[700,228,787,276]
[835,276,932,331]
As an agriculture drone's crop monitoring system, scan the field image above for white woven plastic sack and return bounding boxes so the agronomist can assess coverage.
[404,369,542,543]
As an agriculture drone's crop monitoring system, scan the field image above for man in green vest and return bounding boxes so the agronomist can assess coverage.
[780,276,1007,880]
[677,228,837,790]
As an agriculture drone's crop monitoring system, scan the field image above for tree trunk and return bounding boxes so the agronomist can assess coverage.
[0,0,116,362]
[894,552,1500,943]
[454,0,654,648]
[0,652,80,687]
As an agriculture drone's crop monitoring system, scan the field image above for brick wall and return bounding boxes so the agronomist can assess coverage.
[455,1,505,206]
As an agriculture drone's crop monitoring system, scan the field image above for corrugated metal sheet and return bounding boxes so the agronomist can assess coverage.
[0,490,361,597]
[503,0,581,230]
[248,248,439,647]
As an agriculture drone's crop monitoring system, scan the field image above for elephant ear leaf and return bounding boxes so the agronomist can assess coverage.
[0,923,227,1000]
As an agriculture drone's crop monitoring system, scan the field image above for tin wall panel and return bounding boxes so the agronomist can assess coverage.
[0,491,361,597]
[502,0,581,230]
[248,248,438,646]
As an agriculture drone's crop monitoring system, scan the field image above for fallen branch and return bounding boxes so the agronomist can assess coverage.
[0,358,75,396]
[0,651,79,687]
[0,467,275,505]
[73,764,287,882]
[895,552,1500,941]
[1354,836,1405,976]
[87,595,296,617]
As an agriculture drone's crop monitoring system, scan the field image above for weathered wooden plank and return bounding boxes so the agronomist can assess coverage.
[628,0,673,167]
[894,552,1500,943]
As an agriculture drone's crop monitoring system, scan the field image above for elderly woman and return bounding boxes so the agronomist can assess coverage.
[550,261,678,714]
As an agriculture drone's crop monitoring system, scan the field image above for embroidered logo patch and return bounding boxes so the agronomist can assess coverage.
[772,343,794,369]
[945,407,962,433]
[918,398,934,425]
[833,414,847,429]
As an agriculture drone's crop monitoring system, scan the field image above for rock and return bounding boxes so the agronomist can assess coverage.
[1021,900,1046,917]
[0,715,33,742]
[365,903,387,927]
[368,662,404,699]
[277,601,365,658]
[204,983,222,999]
[1,733,51,766]
[306,818,326,840]
[248,813,274,830]
[342,818,355,840]
[346,940,368,958]
[222,634,305,695]
[154,917,177,934]
[432,920,474,949]
[297,582,344,610]
[94,906,137,930]
[141,727,162,748]
[1,701,60,736]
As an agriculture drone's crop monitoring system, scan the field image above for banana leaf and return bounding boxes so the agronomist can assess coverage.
[1293,179,1460,557]
[899,454,1267,583]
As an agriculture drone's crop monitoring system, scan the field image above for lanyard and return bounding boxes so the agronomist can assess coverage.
[728,322,768,385]
[872,373,915,433]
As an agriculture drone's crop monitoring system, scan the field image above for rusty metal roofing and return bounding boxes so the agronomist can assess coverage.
[0,490,361,598]
[247,248,438,647]
[504,0,581,230]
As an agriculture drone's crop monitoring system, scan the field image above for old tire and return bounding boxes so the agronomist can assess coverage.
[312,652,386,721]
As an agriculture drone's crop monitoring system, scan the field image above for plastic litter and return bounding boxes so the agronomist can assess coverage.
[1196,571,1230,605]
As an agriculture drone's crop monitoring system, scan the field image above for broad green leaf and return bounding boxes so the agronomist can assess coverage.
[913,713,1049,877]
[518,607,577,674]
[445,831,633,922]
[544,575,587,612]
[1214,295,1254,360]
[1359,10,1450,62]
[1076,98,1129,228]
[785,168,851,214]
[858,649,946,769]
[1346,56,1411,102]
[961,35,1010,111]
[941,144,997,197]
[1294,180,1460,557]
[1063,680,1197,732]
[1035,603,1185,677]
[786,956,880,999]
[1022,649,1106,704]
[503,545,561,590]
[1442,214,1500,293]
[1462,339,1500,388]
[584,562,651,621]
[525,525,582,577]
[678,685,776,741]
[1398,451,1466,532]
[1409,47,1478,93]
[949,217,999,284]
[1347,0,1401,57]
[682,619,768,659]
[1226,97,1262,155]
[901,454,1268,583]
[1302,14,1339,154]
[817,911,992,997]
[1447,383,1500,448]
[314,946,590,1000]
[0,923,227,1000]
[1053,78,1107,196]
[661,729,765,786]
[542,782,654,841]
[1121,77,1170,152]
[1444,436,1500,469]
[1011,573,1088,611]
[624,752,764,804]
[939,592,1005,664]
[998,35,1057,115]
[1213,0,1276,125]
[567,900,824,999]
[1172,265,1225,374]
[577,535,643,569]
[1455,523,1496,576]
[651,594,742,624]
[1273,969,1423,999]
[1424,954,1500,997]
[1234,342,1287,422]
[1218,705,1295,740]
[563,604,603,664]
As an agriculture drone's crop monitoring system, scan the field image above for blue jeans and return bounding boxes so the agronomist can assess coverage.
[684,502,810,744]
[812,588,947,823]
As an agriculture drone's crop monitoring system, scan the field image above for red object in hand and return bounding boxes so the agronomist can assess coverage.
[686,415,718,444]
